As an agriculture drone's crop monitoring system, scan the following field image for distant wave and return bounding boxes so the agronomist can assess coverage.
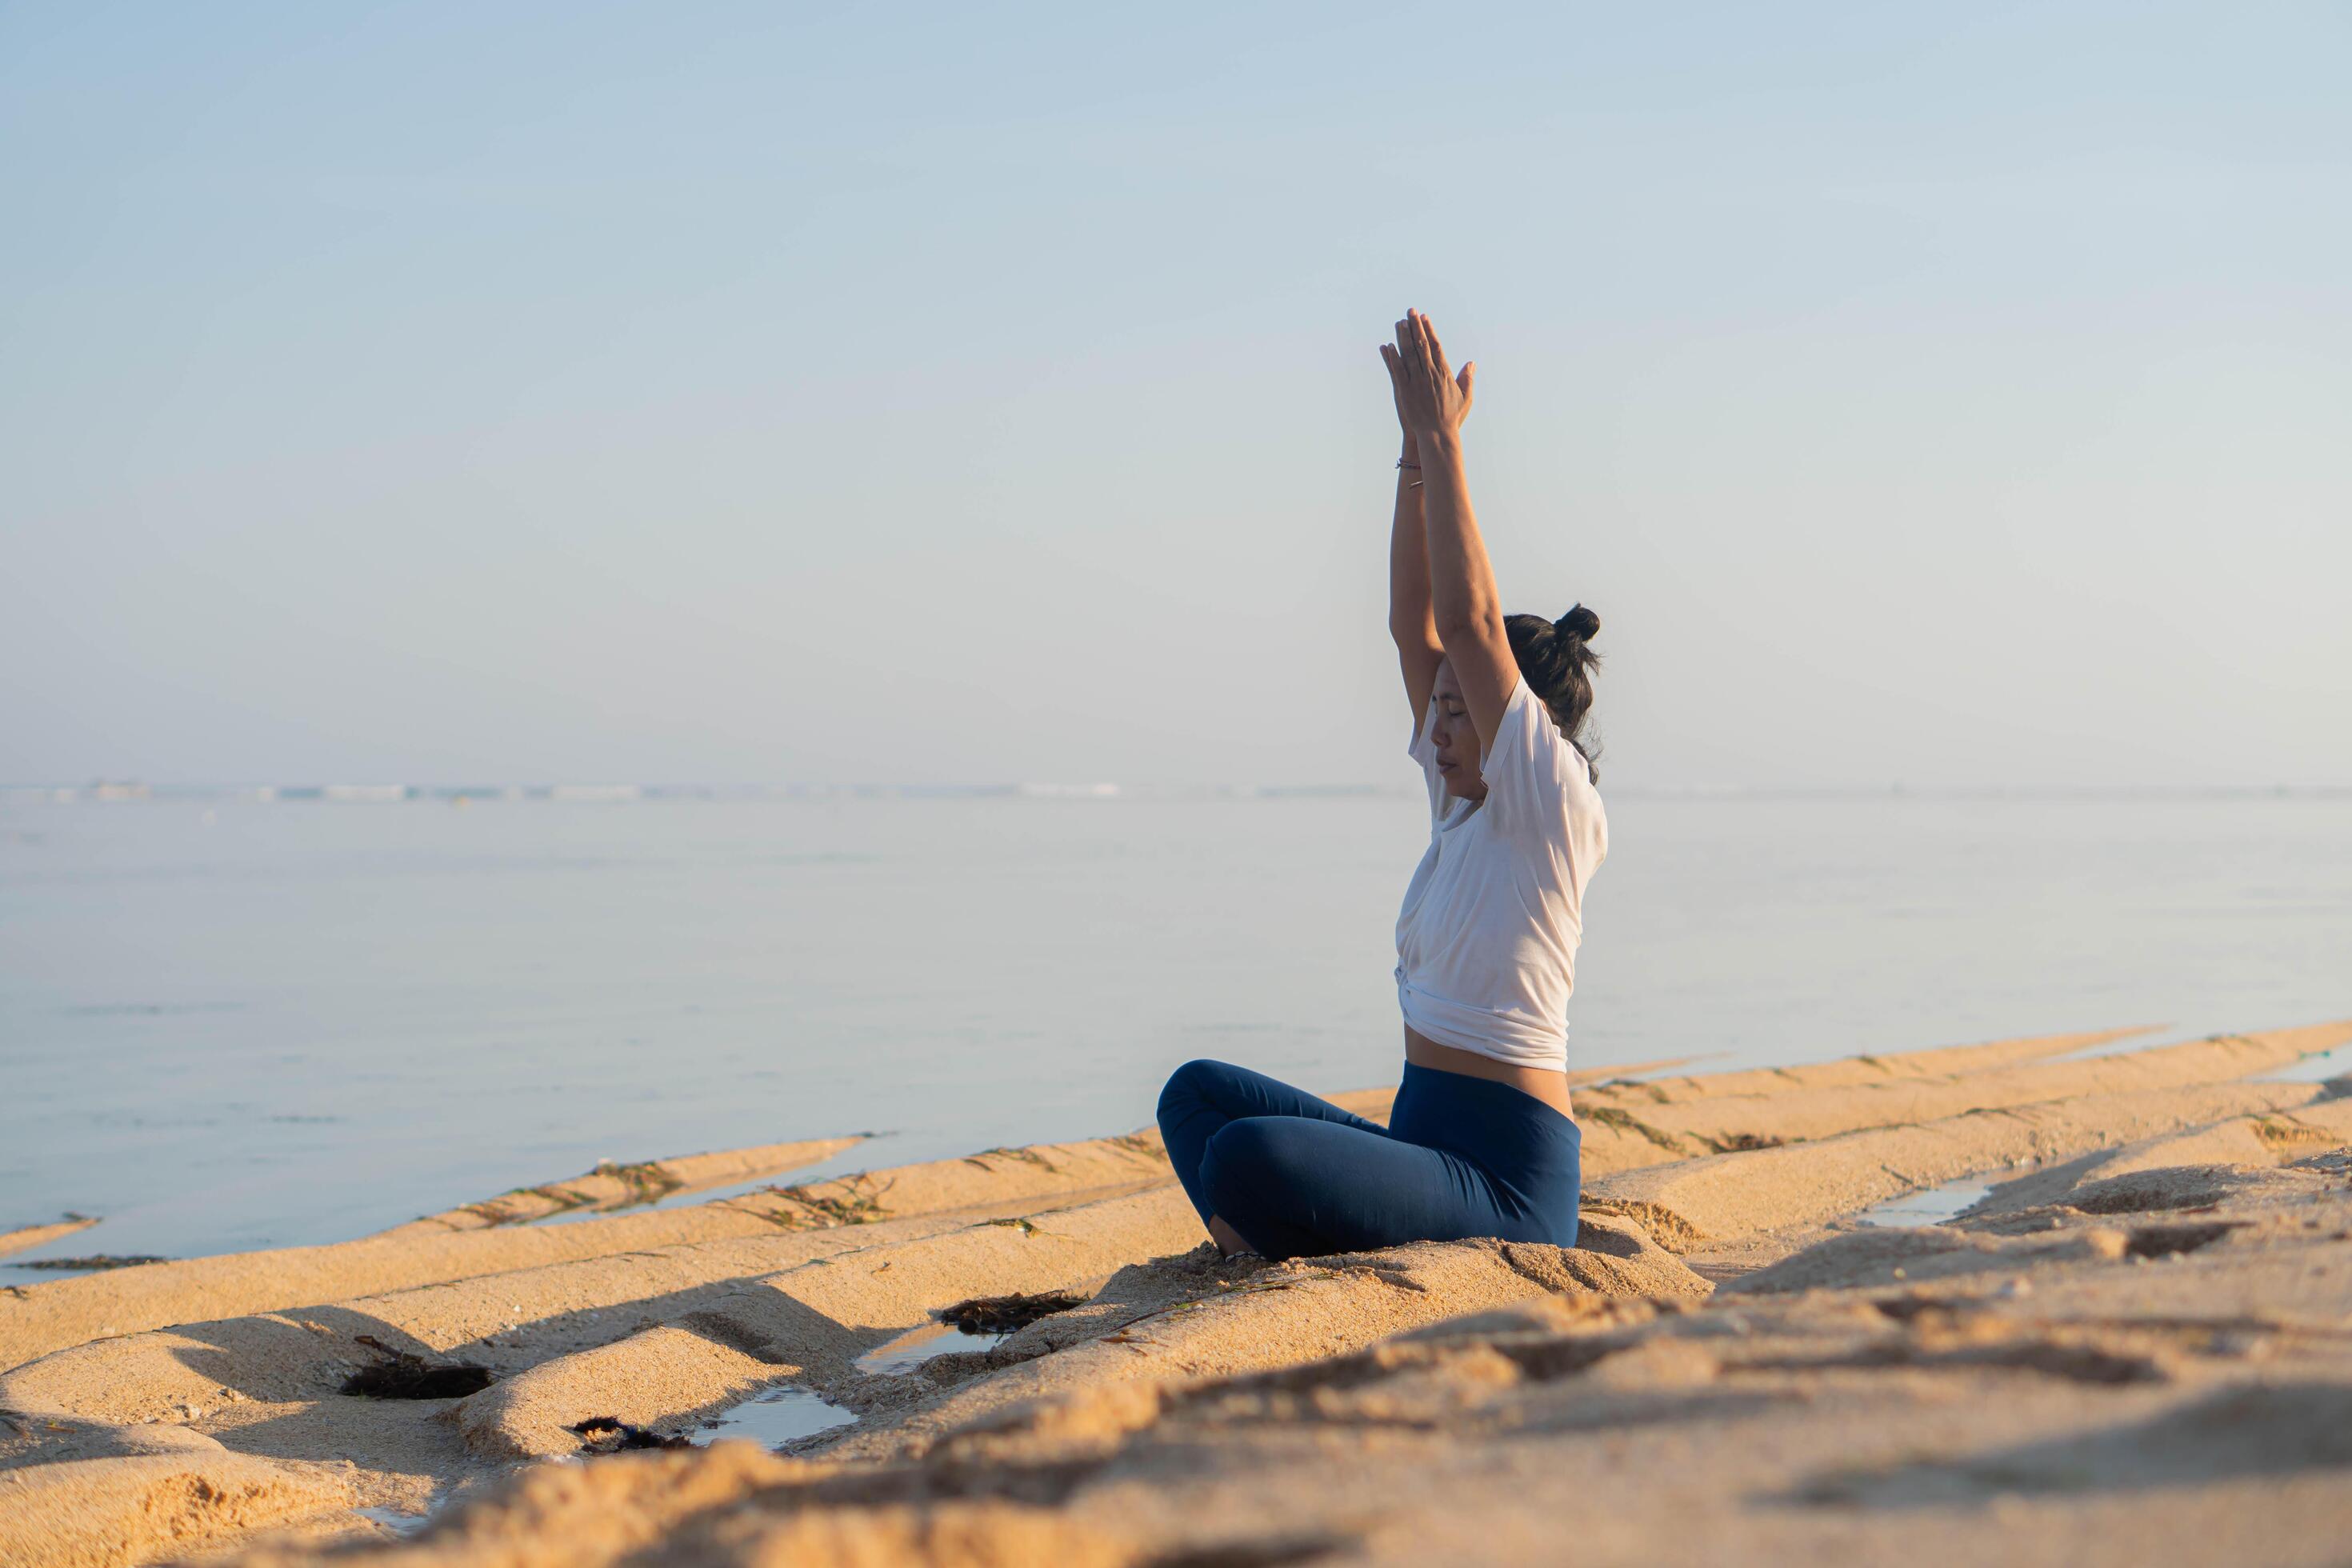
[1015,782,1122,799]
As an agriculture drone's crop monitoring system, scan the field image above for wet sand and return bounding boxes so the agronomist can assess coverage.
[0,1220,99,1263]
[2,1021,2347,1566]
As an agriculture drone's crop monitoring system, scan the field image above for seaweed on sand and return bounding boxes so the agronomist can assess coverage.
[1578,1106,1692,1155]
[341,1335,495,1399]
[1697,1131,1788,1154]
[590,1159,688,1208]
[457,1158,687,1227]
[755,1172,894,1229]
[964,1146,1059,1173]
[570,1415,692,1454]
[935,1290,1088,1334]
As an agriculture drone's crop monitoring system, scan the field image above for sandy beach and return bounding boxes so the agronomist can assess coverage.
[2,1019,2348,1567]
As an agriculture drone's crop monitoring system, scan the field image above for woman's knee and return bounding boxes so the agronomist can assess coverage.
[1156,1058,1235,1125]
[1199,1120,1330,1260]
[1198,1118,1302,1212]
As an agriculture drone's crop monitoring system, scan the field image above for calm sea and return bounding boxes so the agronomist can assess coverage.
[3,790,2347,1265]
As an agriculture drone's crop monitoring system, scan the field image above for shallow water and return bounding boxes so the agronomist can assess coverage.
[696,1383,858,1448]
[2252,1042,2352,1084]
[354,1503,438,1538]
[2,792,2347,1263]
[855,1321,1007,1374]
[1853,1177,1997,1228]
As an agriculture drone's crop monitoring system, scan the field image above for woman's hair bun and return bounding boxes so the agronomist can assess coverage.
[1555,604,1600,642]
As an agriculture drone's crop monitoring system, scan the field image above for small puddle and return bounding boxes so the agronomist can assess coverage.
[355,1503,437,1538]
[2251,1043,2352,1085]
[695,1383,858,1449]
[855,1321,1009,1375]
[1854,1177,1994,1228]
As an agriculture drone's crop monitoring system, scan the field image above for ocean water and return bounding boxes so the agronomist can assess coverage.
[2,790,2347,1266]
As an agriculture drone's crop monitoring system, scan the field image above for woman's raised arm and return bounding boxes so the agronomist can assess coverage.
[1383,348,1445,735]
[1389,309,1517,761]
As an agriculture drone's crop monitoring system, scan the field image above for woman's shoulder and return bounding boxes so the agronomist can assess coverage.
[1538,726,1606,869]
[1482,678,1604,860]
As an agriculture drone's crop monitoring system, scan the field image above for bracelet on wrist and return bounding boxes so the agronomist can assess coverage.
[1396,460,1422,470]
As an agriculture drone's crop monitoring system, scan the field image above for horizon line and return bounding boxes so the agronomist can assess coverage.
[6,782,2350,806]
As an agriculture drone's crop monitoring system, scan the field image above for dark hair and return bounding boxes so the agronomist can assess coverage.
[1504,605,1602,783]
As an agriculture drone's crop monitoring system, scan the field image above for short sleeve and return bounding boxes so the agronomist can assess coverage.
[1478,675,1602,870]
[1407,693,1448,827]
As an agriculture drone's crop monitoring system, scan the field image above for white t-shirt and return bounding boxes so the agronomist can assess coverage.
[1394,673,1608,1071]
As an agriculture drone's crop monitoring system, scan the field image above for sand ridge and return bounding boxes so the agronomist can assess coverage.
[0,1451,354,1568]
[1587,1077,2330,1250]
[0,1220,102,1264]
[1567,1022,2350,1174]
[372,1137,870,1237]
[1576,1024,2150,1106]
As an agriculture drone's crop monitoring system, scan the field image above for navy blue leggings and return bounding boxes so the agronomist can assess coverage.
[1155,1058,1582,1261]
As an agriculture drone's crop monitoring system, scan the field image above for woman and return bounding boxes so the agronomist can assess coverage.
[1155,308,1607,1261]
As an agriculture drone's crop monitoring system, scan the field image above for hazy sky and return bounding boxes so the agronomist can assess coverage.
[5,2,2346,789]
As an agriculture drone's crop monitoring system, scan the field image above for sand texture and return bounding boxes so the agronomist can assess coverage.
[2,1022,2347,1566]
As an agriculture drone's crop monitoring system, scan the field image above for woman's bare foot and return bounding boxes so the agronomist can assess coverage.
[1207,1215,1255,1257]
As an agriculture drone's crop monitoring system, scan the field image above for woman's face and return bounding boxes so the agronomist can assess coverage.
[1428,658,1489,803]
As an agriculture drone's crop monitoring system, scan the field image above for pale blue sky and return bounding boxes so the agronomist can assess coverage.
[5,2,2346,788]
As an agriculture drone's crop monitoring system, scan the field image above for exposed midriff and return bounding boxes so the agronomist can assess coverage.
[1403,1024,1577,1119]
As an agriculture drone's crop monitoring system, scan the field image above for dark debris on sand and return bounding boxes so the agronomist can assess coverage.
[11,1254,170,1271]
[935,1290,1088,1334]
[570,1415,694,1454]
[341,1334,496,1399]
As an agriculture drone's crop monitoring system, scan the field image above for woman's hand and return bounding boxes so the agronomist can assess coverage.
[1381,309,1475,443]
[1378,334,1422,458]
